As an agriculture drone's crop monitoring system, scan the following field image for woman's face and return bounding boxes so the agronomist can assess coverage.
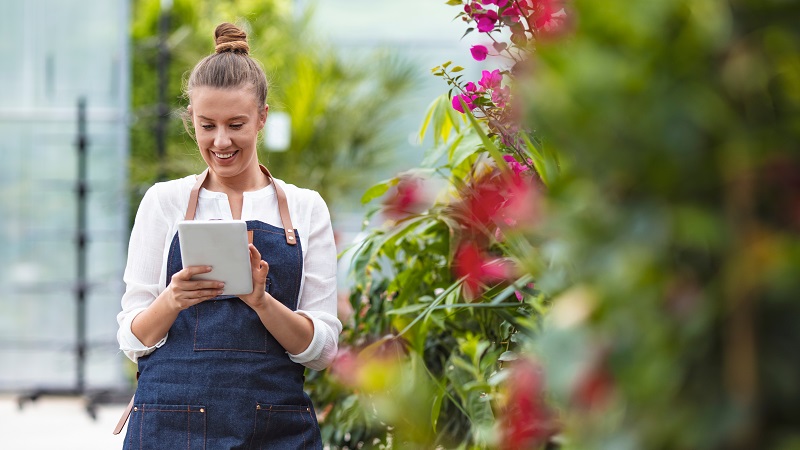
[190,86,267,182]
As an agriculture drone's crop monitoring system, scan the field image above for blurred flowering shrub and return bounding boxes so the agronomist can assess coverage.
[307,0,800,449]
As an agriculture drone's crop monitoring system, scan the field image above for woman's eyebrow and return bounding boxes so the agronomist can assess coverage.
[197,114,249,121]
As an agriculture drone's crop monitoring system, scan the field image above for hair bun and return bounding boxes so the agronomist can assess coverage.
[214,22,249,55]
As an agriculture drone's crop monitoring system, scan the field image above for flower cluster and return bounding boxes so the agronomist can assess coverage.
[450,158,542,299]
[462,0,568,61]
[451,68,510,113]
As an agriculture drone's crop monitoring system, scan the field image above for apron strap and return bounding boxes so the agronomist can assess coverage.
[112,394,135,435]
[183,165,296,245]
[112,371,139,435]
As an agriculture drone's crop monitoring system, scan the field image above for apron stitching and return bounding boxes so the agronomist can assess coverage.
[139,405,144,450]
[186,405,190,450]
[248,404,257,450]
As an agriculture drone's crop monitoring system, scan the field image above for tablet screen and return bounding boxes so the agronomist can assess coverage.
[177,220,254,296]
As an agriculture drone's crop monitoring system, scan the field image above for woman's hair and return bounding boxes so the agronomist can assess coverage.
[184,22,268,110]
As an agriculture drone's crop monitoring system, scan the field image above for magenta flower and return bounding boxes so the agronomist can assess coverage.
[503,155,532,177]
[475,9,498,32]
[470,45,489,61]
[479,69,503,91]
[465,81,479,93]
[451,93,477,113]
[501,5,521,21]
[477,16,495,32]
[481,0,509,6]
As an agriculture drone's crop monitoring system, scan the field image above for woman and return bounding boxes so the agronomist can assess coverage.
[115,22,340,449]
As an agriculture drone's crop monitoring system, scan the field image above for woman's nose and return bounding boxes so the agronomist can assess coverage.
[214,128,232,149]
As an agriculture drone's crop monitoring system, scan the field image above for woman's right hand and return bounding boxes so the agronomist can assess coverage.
[166,265,225,311]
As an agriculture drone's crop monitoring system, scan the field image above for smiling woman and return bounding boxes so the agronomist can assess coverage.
[189,87,267,197]
[115,22,340,449]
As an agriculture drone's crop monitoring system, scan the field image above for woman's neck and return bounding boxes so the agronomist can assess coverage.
[205,164,269,195]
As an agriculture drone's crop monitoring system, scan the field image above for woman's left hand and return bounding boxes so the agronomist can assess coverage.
[238,244,272,310]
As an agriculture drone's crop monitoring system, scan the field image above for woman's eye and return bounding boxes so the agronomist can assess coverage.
[230,123,244,129]
[201,124,214,130]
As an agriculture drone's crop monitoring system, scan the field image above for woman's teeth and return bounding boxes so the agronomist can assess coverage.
[214,151,236,159]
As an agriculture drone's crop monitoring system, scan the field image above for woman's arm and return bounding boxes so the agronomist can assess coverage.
[117,181,226,359]
[238,190,341,368]
[131,265,225,346]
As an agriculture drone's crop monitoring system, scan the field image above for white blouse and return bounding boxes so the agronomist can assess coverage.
[116,174,341,371]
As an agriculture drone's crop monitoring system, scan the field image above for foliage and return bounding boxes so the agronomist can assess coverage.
[315,0,800,449]
[525,0,800,448]
[309,1,558,448]
[128,0,416,217]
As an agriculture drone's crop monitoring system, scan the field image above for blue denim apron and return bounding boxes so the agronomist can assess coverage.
[121,166,321,449]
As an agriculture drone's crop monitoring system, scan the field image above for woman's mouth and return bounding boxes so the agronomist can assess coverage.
[213,150,238,160]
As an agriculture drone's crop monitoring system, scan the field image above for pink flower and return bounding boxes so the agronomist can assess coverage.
[481,0,508,6]
[518,0,569,36]
[330,347,360,387]
[452,93,478,113]
[492,85,511,108]
[382,176,429,221]
[465,81,479,93]
[479,69,503,91]
[470,44,489,61]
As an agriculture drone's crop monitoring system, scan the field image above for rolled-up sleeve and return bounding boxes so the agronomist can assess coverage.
[288,192,342,370]
[116,185,170,362]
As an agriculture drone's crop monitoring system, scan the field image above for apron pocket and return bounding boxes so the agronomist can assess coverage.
[248,403,320,450]
[194,299,268,353]
[126,403,206,450]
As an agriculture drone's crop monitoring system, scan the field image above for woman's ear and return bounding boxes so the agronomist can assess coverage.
[259,104,269,130]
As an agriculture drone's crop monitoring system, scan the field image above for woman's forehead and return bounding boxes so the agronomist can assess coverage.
[191,86,261,114]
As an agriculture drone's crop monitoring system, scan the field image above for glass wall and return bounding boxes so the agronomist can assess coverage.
[0,0,130,390]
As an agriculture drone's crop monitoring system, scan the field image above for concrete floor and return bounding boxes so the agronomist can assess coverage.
[0,395,128,450]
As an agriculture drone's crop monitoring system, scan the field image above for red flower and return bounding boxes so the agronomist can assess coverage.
[499,358,555,449]
[454,242,513,299]
[571,352,614,411]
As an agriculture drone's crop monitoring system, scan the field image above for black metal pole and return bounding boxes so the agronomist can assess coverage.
[155,7,170,181]
[76,97,88,394]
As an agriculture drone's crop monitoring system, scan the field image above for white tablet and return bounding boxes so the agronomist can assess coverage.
[177,220,254,296]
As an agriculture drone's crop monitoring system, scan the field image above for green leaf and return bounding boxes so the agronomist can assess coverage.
[449,128,482,168]
[459,98,512,178]
[498,351,518,362]
[451,66,465,73]
[521,133,558,187]
[360,178,397,204]
[431,394,443,431]
[386,303,429,316]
